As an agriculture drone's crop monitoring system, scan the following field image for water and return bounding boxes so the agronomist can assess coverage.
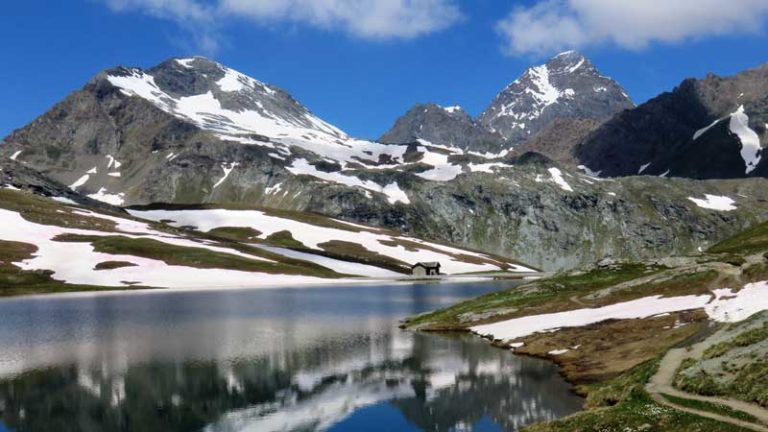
[0,282,583,431]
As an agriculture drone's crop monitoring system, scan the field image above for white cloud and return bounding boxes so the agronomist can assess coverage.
[220,0,462,39]
[497,0,768,56]
[101,0,461,51]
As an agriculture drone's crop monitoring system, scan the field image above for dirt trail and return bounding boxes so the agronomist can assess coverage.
[646,331,768,431]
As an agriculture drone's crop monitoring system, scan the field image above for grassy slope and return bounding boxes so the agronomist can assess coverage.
[0,190,350,296]
[129,202,535,274]
[674,314,768,408]
[0,189,535,296]
[405,216,768,430]
[524,360,753,432]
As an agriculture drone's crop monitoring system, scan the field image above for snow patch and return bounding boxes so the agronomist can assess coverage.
[472,294,713,342]
[9,151,22,161]
[687,194,737,211]
[638,162,651,174]
[130,208,535,275]
[213,162,239,189]
[88,188,125,206]
[729,105,762,174]
[548,168,573,192]
[287,158,409,204]
[69,174,90,191]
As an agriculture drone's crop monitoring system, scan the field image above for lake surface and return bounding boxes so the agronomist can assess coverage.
[0,282,583,431]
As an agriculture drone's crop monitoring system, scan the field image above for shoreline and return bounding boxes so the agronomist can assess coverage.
[0,271,542,302]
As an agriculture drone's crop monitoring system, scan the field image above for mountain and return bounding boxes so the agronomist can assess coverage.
[379,103,506,154]
[478,51,634,145]
[576,63,768,178]
[5,56,768,272]
[506,118,602,166]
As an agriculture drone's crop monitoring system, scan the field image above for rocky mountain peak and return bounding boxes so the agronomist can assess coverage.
[99,56,348,143]
[576,62,768,179]
[379,103,506,153]
[478,51,634,145]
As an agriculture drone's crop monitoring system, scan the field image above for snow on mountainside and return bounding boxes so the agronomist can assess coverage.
[129,207,533,275]
[108,57,347,146]
[0,188,534,293]
[478,51,634,145]
[1,56,516,206]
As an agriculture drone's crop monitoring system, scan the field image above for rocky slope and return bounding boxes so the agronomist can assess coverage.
[379,103,506,154]
[507,118,601,167]
[478,51,634,146]
[577,63,768,179]
[4,56,768,271]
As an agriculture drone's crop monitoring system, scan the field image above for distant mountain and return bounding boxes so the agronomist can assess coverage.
[576,63,768,179]
[379,103,506,154]
[478,51,634,145]
[508,118,602,167]
[5,56,768,272]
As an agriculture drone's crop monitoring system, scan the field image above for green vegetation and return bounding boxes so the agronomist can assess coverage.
[709,220,768,255]
[0,240,143,297]
[206,227,262,242]
[404,263,665,329]
[659,393,760,424]
[318,240,410,273]
[54,234,344,278]
[578,359,660,408]
[94,261,138,270]
[675,315,768,408]
[704,323,768,359]
[0,189,117,231]
[524,361,751,432]
[264,230,306,248]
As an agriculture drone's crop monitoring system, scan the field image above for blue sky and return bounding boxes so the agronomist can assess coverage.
[1,0,767,140]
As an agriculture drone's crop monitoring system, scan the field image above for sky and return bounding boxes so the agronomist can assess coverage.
[1,0,767,140]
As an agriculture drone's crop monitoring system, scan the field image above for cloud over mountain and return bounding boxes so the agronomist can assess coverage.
[497,0,768,56]
[103,0,462,51]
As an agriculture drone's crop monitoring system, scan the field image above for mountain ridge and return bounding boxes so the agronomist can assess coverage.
[380,51,633,155]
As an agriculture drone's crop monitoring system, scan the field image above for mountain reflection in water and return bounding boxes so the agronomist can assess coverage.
[0,282,582,431]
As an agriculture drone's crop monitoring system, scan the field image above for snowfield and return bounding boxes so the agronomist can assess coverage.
[471,281,768,342]
[0,208,329,289]
[0,189,534,291]
[687,194,737,211]
[129,208,535,275]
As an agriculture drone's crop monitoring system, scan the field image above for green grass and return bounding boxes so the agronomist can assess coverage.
[318,240,410,274]
[53,234,344,278]
[264,230,306,248]
[94,261,138,271]
[704,323,768,359]
[0,189,118,231]
[525,387,751,432]
[579,359,661,408]
[525,360,758,431]
[709,220,768,255]
[404,263,665,329]
[206,227,262,242]
[659,393,760,424]
[0,240,146,297]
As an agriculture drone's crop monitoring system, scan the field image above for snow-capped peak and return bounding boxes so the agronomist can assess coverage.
[105,57,347,145]
[478,51,633,144]
[442,105,463,114]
